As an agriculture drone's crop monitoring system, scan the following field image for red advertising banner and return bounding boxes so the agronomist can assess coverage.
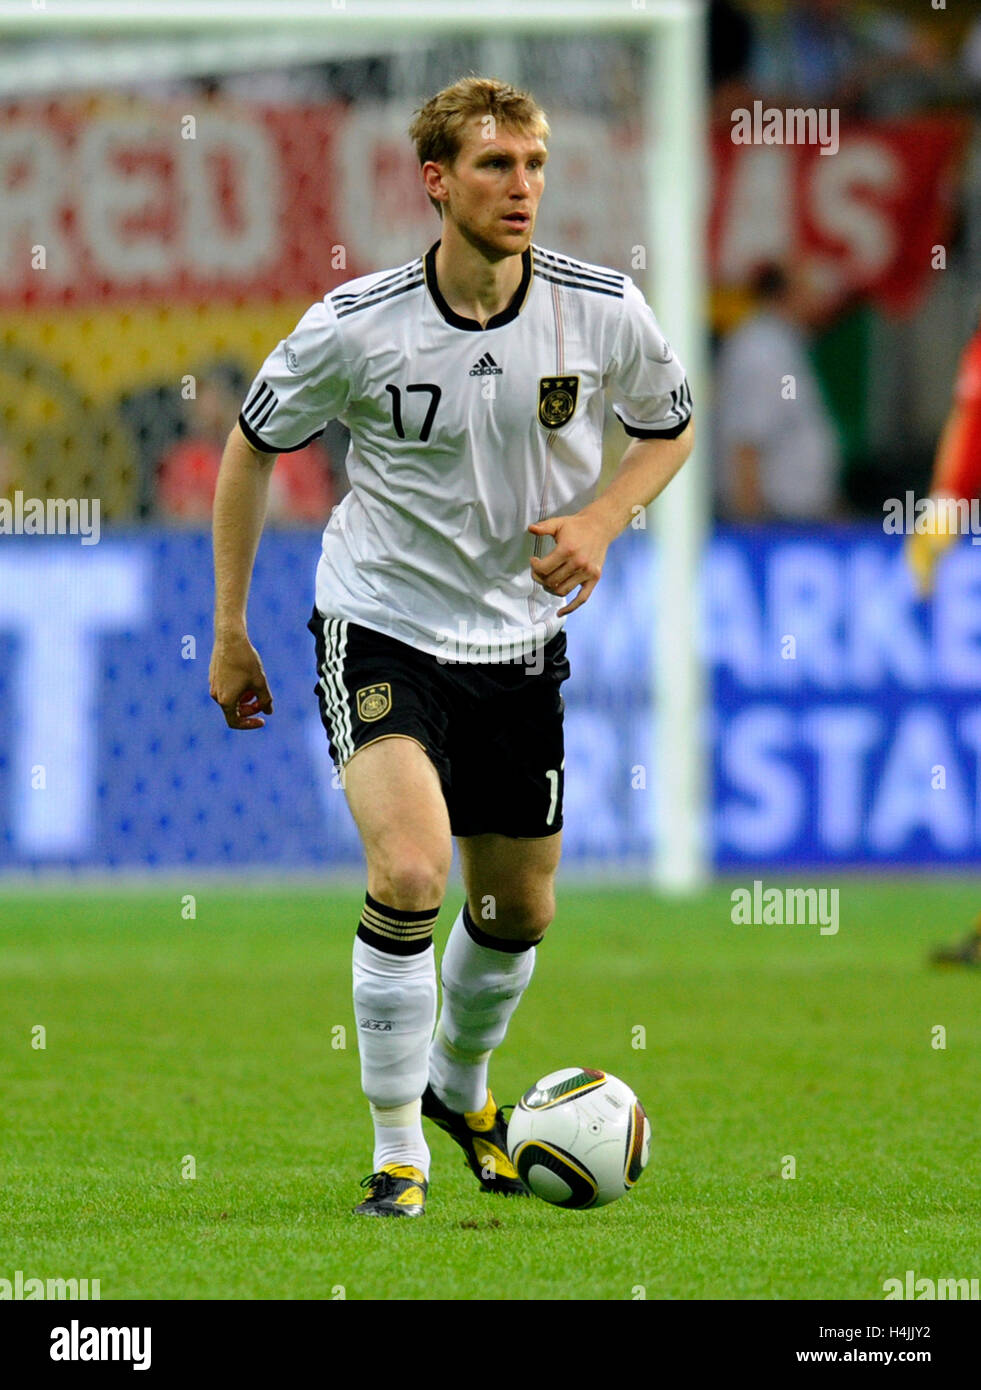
[0,100,969,314]
[0,99,369,309]
[709,115,969,315]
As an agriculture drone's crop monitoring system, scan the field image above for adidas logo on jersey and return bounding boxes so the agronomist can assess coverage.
[469,353,502,377]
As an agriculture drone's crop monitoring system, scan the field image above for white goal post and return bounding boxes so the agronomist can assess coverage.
[0,0,709,892]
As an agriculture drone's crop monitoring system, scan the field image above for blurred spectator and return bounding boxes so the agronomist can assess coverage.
[963,18,981,93]
[156,362,336,524]
[714,263,842,520]
[710,0,756,123]
[751,0,942,117]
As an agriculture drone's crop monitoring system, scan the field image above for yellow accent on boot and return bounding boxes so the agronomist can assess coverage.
[385,1164,427,1206]
[421,1083,528,1195]
[354,1162,429,1216]
[472,1137,520,1182]
[463,1090,500,1132]
[463,1094,521,1180]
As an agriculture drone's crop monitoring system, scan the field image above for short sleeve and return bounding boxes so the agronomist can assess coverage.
[608,279,693,441]
[238,298,351,454]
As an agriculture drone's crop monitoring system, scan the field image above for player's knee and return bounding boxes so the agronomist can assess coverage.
[488,890,555,942]
[370,852,448,912]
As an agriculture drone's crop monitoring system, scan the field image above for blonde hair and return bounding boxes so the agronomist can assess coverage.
[409,76,549,215]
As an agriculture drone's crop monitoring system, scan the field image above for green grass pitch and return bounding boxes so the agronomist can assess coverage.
[1,882,979,1301]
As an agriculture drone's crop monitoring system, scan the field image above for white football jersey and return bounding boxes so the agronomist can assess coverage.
[239,241,691,661]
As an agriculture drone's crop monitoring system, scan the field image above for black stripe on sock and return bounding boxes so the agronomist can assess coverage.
[364,892,438,923]
[462,902,539,953]
[357,893,438,956]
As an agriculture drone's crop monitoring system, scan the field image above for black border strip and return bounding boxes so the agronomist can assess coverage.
[237,414,325,454]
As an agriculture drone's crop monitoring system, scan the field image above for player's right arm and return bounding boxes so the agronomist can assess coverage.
[209,295,352,728]
[209,422,277,730]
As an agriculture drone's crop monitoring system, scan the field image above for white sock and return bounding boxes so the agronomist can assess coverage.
[369,1100,429,1176]
[353,936,436,1177]
[429,904,537,1114]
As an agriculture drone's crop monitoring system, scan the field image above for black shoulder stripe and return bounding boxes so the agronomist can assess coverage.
[254,392,278,430]
[533,247,623,287]
[533,258,623,290]
[335,277,424,318]
[243,380,272,420]
[332,260,421,297]
[533,243,620,270]
[670,381,693,420]
[537,261,626,291]
[535,269,624,299]
[243,381,280,427]
[331,262,423,308]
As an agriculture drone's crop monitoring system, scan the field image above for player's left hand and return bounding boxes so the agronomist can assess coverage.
[905,524,958,598]
[528,512,612,616]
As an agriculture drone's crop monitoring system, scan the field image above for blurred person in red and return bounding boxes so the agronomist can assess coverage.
[907,318,981,594]
[905,315,981,966]
[157,362,336,523]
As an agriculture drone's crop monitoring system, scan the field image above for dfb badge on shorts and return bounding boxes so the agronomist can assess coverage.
[537,376,579,430]
[357,683,392,722]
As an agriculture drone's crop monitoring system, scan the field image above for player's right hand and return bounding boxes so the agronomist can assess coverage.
[209,630,274,730]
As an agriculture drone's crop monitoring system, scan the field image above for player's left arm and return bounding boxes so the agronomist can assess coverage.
[529,418,694,616]
[530,277,694,617]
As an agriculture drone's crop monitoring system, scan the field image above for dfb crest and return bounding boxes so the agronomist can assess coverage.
[357,684,392,722]
[537,376,579,430]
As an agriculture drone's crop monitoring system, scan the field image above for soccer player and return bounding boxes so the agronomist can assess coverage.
[906,314,981,966]
[209,78,694,1214]
[906,315,981,598]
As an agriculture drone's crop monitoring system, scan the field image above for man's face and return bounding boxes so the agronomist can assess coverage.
[429,118,547,260]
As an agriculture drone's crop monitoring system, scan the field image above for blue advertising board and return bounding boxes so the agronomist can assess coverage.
[1,524,979,874]
[708,527,981,866]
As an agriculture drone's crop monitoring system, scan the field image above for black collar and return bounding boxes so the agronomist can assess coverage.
[424,241,533,332]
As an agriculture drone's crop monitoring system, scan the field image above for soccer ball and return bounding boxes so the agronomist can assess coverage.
[506,1067,651,1209]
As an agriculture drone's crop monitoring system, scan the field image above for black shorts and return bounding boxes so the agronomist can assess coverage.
[307,608,570,838]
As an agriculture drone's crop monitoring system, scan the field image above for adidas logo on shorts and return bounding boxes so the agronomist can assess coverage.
[469,353,503,376]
